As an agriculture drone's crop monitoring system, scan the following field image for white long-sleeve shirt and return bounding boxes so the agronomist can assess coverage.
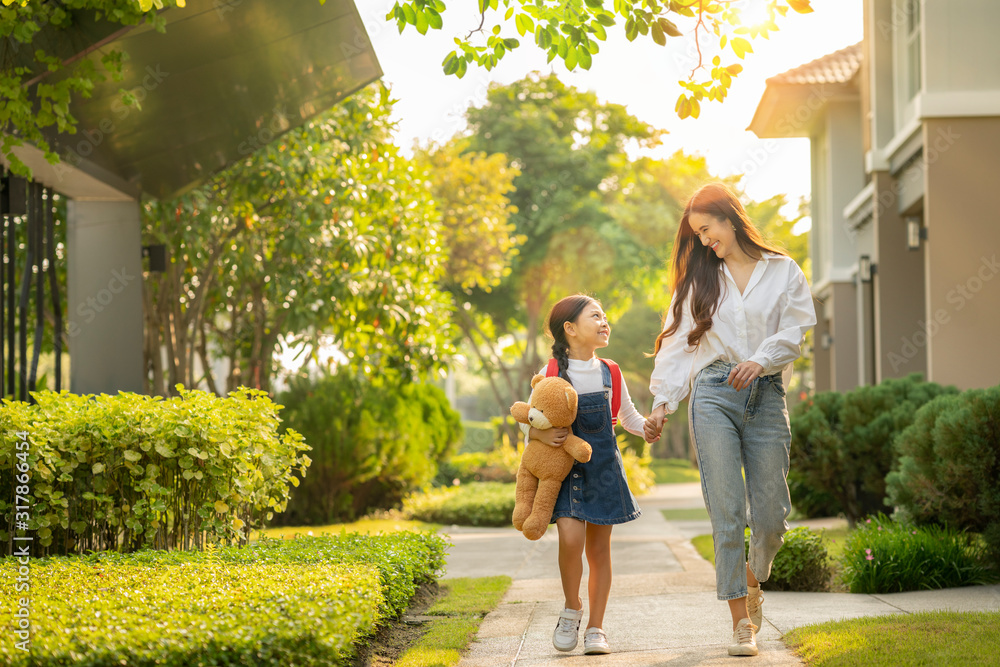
[519,357,647,438]
[649,252,816,415]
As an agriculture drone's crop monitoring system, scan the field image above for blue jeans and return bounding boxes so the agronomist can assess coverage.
[689,360,792,601]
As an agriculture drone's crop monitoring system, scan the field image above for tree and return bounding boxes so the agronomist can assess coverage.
[142,82,455,396]
[414,138,522,292]
[447,72,663,437]
[388,0,814,119]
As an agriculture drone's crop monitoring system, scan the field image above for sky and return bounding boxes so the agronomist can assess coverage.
[357,0,863,220]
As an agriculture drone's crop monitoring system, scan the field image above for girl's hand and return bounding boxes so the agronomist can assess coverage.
[728,361,764,391]
[530,426,569,447]
[644,404,667,443]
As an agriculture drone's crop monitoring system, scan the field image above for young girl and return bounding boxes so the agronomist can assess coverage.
[520,294,657,655]
[644,183,816,656]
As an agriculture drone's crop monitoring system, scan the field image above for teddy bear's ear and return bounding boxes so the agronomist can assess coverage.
[530,374,546,388]
[564,385,578,413]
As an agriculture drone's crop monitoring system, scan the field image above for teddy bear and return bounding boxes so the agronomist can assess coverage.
[509,373,592,540]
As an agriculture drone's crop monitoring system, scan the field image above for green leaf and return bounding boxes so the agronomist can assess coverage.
[625,17,638,41]
[415,10,428,34]
[578,46,592,69]
[426,8,443,29]
[651,21,666,46]
[658,17,682,37]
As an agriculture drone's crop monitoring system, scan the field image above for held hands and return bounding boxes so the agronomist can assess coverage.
[643,404,667,444]
[727,361,765,391]
[529,426,569,447]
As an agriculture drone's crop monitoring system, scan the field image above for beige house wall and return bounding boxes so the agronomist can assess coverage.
[872,170,927,381]
[829,281,861,392]
[922,117,1000,389]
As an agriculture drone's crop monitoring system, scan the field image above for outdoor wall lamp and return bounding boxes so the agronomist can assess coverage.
[859,255,876,283]
[142,244,168,272]
[906,217,927,250]
[820,332,834,350]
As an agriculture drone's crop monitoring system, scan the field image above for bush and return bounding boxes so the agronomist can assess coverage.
[459,420,498,453]
[0,387,309,555]
[789,375,957,525]
[275,373,462,525]
[0,530,446,666]
[436,445,519,485]
[887,385,1000,560]
[839,514,996,594]
[745,526,832,592]
[403,482,515,527]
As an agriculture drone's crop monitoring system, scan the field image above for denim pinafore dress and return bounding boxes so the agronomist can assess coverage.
[549,361,642,525]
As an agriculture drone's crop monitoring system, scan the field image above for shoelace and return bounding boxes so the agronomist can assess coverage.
[734,623,756,644]
[747,590,763,615]
[556,616,579,633]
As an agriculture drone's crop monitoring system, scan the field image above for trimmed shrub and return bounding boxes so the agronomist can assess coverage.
[403,481,515,527]
[276,373,462,525]
[745,526,832,592]
[0,387,309,555]
[887,386,1000,560]
[459,420,497,453]
[436,445,519,485]
[789,375,957,525]
[0,530,446,666]
[839,514,996,594]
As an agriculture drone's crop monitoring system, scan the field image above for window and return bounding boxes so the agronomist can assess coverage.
[893,0,922,129]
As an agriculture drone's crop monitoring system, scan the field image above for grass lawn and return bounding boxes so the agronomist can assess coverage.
[250,517,438,542]
[661,508,711,521]
[690,524,849,571]
[395,576,512,667]
[785,610,1000,666]
[650,457,701,484]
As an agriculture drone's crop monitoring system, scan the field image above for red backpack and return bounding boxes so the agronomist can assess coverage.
[544,357,622,426]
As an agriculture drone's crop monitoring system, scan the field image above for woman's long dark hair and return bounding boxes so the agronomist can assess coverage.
[546,294,598,378]
[654,183,786,354]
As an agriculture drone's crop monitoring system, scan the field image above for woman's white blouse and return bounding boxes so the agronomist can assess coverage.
[649,252,817,415]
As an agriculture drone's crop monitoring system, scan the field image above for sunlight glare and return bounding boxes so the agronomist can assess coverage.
[737,0,772,29]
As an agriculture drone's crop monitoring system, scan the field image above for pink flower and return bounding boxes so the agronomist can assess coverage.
[866,519,871,524]
[866,554,874,561]
[865,548,872,555]
[877,526,883,531]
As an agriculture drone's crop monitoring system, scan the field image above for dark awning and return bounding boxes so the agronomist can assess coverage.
[27,0,381,200]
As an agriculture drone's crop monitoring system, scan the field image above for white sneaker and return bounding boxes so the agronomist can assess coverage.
[553,607,584,652]
[728,618,759,656]
[747,585,764,629]
[583,627,611,655]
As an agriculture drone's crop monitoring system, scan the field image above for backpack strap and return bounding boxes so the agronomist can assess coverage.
[599,358,622,426]
[545,358,560,377]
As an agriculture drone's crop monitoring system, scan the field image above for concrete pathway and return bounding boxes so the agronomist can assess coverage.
[441,483,1000,666]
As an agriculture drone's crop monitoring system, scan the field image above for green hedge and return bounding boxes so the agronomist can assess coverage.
[789,375,957,525]
[0,387,309,555]
[745,526,832,592]
[0,531,446,666]
[460,421,497,453]
[403,482,516,527]
[887,385,1000,560]
[275,374,462,525]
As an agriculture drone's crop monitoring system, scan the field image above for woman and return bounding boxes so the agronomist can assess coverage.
[644,183,816,656]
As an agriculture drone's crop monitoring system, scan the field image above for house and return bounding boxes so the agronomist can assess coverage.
[749,0,1000,392]
[1,0,381,397]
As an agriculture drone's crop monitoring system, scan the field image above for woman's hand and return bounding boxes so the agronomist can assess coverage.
[643,404,667,443]
[728,361,764,391]
[529,426,569,447]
